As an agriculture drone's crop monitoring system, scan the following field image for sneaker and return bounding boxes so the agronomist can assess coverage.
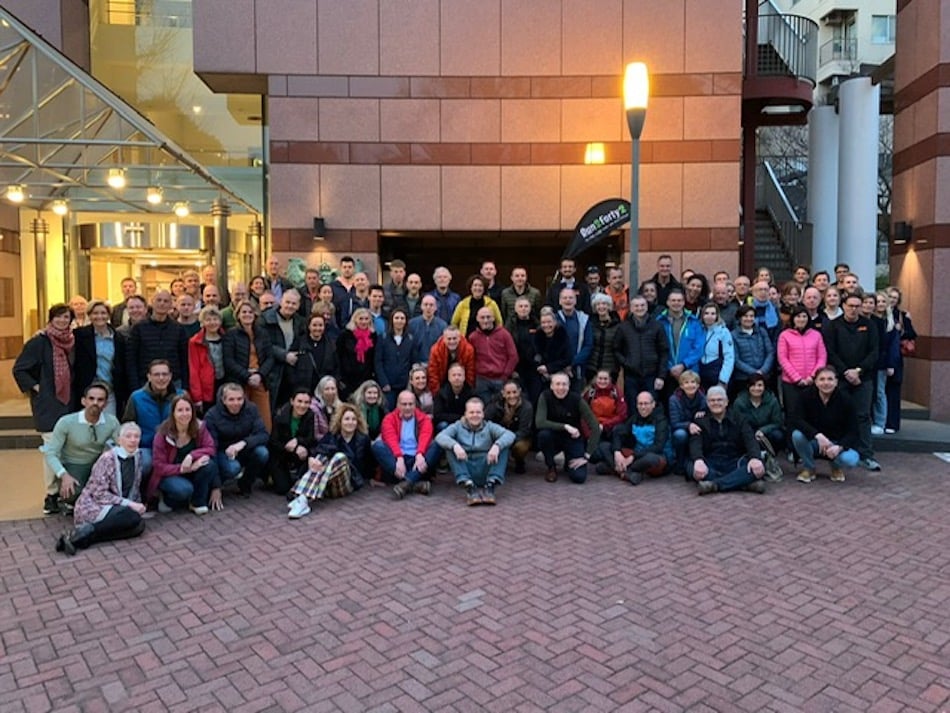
[287,494,311,519]
[756,433,777,458]
[157,495,173,514]
[745,479,767,494]
[60,501,74,515]
[481,482,497,505]
[189,504,209,516]
[863,458,882,472]
[463,482,481,506]
[796,469,815,483]
[392,480,413,499]
[513,460,526,475]
[43,494,59,516]
[627,469,643,486]
[545,468,558,483]
[870,425,885,436]
[696,480,717,496]
[830,467,845,483]
[413,481,432,496]
[884,428,896,434]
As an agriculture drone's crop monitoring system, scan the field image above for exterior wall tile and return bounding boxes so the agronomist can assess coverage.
[269,164,321,229]
[349,143,412,164]
[380,99,441,142]
[471,144,532,165]
[285,142,349,164]
[623,0,685,74]
[560,165,623,228]
[411,77,471,98]
[381,166,441,229]
[318,99,380,142]
[442,167,501,229]
[639,164,684,229]
[561,98,622,142]
[380,0,440,75]
[501,166,560,229]
[682,163,739,227]
[500,0,562,76]
[287,75,349,97]
[532,76,592,98]
[441,100,502,142]
[935,157,950,225]
[253,0,317,75]
[562,0,623,75]
[501,99,562,143]
[640,97,684,142]
[683,96,740,140]
[318,0,379,75]
[320,166,382,230]
[349,77,411,98]
[441,0,501,76]
[532,143,588,165]
[411,143,472,164]
[194,0,256,74]
[268,97,320,142]
[471,77,532,98]
[684,0,741,73]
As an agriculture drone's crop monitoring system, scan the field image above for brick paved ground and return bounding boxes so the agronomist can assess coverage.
[2,452,950,713]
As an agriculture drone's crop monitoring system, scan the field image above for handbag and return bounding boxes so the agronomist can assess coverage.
[900,338,916,357]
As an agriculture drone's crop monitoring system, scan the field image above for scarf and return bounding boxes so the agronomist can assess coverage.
[352,327,373,363]
[45,322,74,405]
[753,299,779,329]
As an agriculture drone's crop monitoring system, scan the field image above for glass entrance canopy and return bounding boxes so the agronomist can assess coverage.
[0,7,259,215]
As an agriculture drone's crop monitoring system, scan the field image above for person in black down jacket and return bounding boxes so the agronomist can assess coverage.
[204,382,270,498]
[128,290,188,393]
[613,295,669,406]
[293,313,339,395]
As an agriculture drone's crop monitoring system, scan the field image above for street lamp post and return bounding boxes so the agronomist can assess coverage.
[624,62,649,291]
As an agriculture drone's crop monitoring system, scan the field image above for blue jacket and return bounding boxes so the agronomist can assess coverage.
[123,384,181,448]
[700,323,735,384]
[731,326,775,379]
[668,388,707,432]
[656,311,703,372]
[408,315,447,364]
[556,310,593,379]
[374,332,415,392]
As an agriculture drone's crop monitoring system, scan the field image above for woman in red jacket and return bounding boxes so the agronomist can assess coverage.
[149,395,220,514]
[188,306,227,414]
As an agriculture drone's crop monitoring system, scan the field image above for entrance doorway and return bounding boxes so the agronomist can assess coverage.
[378,231,623,291]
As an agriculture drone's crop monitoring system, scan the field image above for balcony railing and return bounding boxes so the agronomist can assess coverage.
[105,0,192,28]
[753,0,818,85]
[819,37,857,66]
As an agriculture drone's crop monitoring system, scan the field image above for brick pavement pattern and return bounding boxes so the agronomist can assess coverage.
[2,453,950,712]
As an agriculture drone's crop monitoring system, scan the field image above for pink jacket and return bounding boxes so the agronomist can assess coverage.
[73,448,143,526]
[777,328,827,384]
[148,422,217,501]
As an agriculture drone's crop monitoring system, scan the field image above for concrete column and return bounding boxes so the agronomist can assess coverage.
[211,199,230,293]
[807,105,839,273]
[31,218,49,320]
[836,77,880,290]
[246,220,263,278]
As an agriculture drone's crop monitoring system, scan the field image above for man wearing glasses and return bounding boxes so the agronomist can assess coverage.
[122,360,182,480]
[823,291,881,471]
[42,382,119,515]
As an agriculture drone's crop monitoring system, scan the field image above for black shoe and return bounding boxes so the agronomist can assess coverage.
[513,460,526,475]
[595,462,612,475]
[627,469,643,486]
[43,494,60,516]
[463,481,481,506]
[696,480,718,496]
[413,481,432,496]
[482,482,496,505]
[745,479,767,494]
[55,534,66,552]
[393,480,413,499]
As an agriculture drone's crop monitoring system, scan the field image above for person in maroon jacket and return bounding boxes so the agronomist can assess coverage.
[371,391,443,499]
[468,307,518,405]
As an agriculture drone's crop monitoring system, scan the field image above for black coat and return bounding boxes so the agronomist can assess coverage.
[260,307,306,393]
[269,403,317,455]
[613,316,669,379]
[292,336,340,394]
[12,332,75,432]
[533,327,573,374]
[128,317,189,392]
[312,431,372,490]
[337,329,376,396]
[73,325,129,412]
[222,326,275,387]
[204,401,269,451]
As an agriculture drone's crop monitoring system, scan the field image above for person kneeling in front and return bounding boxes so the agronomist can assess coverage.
[436,397,515,506]
[56,422,146,555]
[204,382,270,497]
[687,385,766,495]
[372,391,442,499]
[535,372,601,483]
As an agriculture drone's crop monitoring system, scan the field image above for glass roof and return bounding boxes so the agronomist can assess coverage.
[0,7,260,215]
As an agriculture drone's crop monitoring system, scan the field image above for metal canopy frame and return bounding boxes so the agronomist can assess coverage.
[0,8,259,215]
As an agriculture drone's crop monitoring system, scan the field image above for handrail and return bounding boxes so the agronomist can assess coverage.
[763,161,799,225]
[750,2,818,85]
[758,161,812,270]
[819,37,857,66]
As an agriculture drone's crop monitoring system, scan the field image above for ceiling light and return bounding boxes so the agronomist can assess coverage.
[173,201,190,218]
[107,168,127,189]
[51,200,68,216]
[146,186,163,205]
[5,184,25,203]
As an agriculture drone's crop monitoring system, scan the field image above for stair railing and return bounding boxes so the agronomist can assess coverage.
[759,161,813,271]
[754,0,818,85]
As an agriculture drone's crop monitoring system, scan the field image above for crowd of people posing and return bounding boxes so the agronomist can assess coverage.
[12,255,915,554]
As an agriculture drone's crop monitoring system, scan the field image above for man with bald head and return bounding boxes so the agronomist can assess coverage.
[128,290,189,392]
[467,307,518,403]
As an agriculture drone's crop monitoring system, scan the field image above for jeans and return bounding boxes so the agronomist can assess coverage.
[791,430,860,471]
[139,447,153,478]
[447,450,509,487]
[371,439,442,484]
[216,445,270,495]
[622,374,657,416]
[671,428,690,473]
[158,461,218,509]
[687,456,756,492]
[537,428,587,483]
[842,379,873,459]
[872,369,887,429]
[475,377,505,405]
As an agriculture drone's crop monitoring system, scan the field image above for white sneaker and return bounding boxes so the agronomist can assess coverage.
[288,495,311,519]
[871,425,885,436]
[190,504,209,516]
[157,495,172,514]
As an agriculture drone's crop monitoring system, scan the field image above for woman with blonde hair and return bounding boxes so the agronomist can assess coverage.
[337,307,377,398]
[222,300,274,431]
[287,402,371,519]
[350,379,388,440]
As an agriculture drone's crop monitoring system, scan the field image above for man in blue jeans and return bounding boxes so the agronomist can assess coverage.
[687,385,766,495]
[436,397,515,506]
[372,390,442,499]
[204,383,270,497]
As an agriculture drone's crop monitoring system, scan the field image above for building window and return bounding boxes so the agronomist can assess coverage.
[871,15,896,44]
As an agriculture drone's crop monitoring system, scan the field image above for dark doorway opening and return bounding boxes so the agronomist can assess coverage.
[377,231,624,291]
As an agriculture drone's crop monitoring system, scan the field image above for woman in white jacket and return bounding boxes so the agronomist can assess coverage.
[698,304,735,391]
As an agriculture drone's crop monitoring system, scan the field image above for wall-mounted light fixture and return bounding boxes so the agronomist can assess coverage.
[313,216,327,240]
[892,221,912,245]
[584,142,606,165]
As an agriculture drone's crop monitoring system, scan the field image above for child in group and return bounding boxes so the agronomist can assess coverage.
[667,370,706,475]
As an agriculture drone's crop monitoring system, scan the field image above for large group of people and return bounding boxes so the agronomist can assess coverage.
[12,254,915,555]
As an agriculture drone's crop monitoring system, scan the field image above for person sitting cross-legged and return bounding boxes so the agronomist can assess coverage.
[372,390,442,499]
[535,372,601,484]
[604,391,672,485]
[204,382,270,497]
[436,397,515,506]
[687,385,767,495]
[268,388,317,496]
[789,365,861,483]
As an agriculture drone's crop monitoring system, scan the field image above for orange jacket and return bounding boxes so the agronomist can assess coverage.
[426,335,476,395]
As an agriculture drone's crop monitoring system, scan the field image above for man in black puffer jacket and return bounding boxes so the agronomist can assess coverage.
[128,290,188,393]
[613,296,669,407]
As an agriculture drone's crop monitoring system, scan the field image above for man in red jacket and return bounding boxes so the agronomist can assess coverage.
[371,391,443,499]
[468,308,518,404]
